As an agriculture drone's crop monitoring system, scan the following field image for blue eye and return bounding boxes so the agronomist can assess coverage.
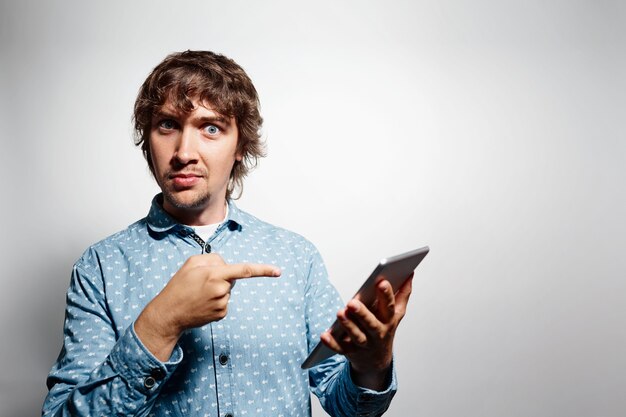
[159,119,176,130]
[205,125,220,135]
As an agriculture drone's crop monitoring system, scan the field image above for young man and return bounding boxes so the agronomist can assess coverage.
[43,51,413,417]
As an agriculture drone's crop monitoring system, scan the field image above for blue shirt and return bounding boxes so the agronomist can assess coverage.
[43,195,397,417]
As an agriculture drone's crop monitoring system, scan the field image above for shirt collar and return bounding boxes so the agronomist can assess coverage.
[225,199,245,231]
[146,194,243,234]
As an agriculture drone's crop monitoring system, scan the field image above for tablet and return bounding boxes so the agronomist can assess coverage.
[301,246,430,369]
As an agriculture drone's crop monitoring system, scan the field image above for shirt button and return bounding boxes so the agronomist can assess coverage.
[204,243,211,253]
[219,353,228,365]
[143,376,157,389]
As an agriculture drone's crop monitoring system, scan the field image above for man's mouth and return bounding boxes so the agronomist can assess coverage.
[169,173,203,188]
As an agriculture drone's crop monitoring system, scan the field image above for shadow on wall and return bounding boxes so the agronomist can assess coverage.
[1,250,77,417]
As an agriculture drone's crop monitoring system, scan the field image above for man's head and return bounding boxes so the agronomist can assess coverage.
[133,50,264,201]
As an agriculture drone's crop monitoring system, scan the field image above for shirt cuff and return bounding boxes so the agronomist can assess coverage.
[108,323,183,396]
[342,359,397,416]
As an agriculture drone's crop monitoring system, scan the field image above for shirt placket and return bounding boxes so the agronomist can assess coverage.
[182,223,236,417]
[210,225,236,417]
[211,321,234,417]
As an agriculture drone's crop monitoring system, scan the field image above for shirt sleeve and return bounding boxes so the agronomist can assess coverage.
[304,245,397,417]
[42,249,183,417]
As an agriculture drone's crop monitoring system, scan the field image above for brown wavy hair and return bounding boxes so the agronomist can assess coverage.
[133,50,265,199]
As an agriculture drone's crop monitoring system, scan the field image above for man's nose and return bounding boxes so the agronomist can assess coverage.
[173,127,199,165]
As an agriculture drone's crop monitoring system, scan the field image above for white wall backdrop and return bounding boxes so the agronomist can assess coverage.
[1,1,625,416]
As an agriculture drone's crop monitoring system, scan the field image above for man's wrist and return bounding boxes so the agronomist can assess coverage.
[135,303,182,362]
[349,362,393,391]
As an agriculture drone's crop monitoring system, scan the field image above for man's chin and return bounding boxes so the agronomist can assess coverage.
[162,190,211,211]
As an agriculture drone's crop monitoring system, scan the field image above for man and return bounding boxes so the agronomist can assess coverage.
[43,50,412,417]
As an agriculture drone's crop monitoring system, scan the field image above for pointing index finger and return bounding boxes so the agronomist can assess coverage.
[221,263,281,281]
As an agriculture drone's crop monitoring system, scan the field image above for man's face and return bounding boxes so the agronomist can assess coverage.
[149,98,241,223]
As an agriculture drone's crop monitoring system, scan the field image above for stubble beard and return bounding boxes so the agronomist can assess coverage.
[161,183,212,212]
[154,152,213,210]
[168,191,211,212]
[159,167,213,212]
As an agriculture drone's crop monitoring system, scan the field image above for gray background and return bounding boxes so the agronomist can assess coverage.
[1,0,625,416]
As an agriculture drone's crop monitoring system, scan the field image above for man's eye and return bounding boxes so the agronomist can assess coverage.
[205,125,220,135]
[159,119,176,130]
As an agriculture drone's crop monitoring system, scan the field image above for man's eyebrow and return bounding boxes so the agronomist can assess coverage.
[153,110,230,124]
[194,115,229,124]
[153,110,180,120]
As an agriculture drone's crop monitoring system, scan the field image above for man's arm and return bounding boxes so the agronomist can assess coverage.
[44,251,280,417]
[305,247,399,417]
[43,256,182,417]
[134,253,281,360]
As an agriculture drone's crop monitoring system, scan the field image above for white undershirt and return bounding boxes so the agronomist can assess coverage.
[187,204,229,242]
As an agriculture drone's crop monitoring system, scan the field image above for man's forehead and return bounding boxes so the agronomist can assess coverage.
[156,97,230,120]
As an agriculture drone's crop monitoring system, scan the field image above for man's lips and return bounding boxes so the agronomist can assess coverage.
[169,173,203,188]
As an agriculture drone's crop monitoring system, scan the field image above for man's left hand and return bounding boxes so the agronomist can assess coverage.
[320,274,413,391]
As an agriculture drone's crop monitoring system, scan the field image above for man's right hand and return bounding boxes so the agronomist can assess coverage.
[134,253,281,361]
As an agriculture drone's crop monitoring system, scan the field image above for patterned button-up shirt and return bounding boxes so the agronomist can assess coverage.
[43,195,396,417]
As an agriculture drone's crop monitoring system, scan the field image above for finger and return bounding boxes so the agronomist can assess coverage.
[345,299,383,336]
[205,280,234,299]
[375,280,396,323]
[394,274,413,317]
[320,331,356,356]
[320,331,345,354]
[336,307,368,346]
[220,263,281,281]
